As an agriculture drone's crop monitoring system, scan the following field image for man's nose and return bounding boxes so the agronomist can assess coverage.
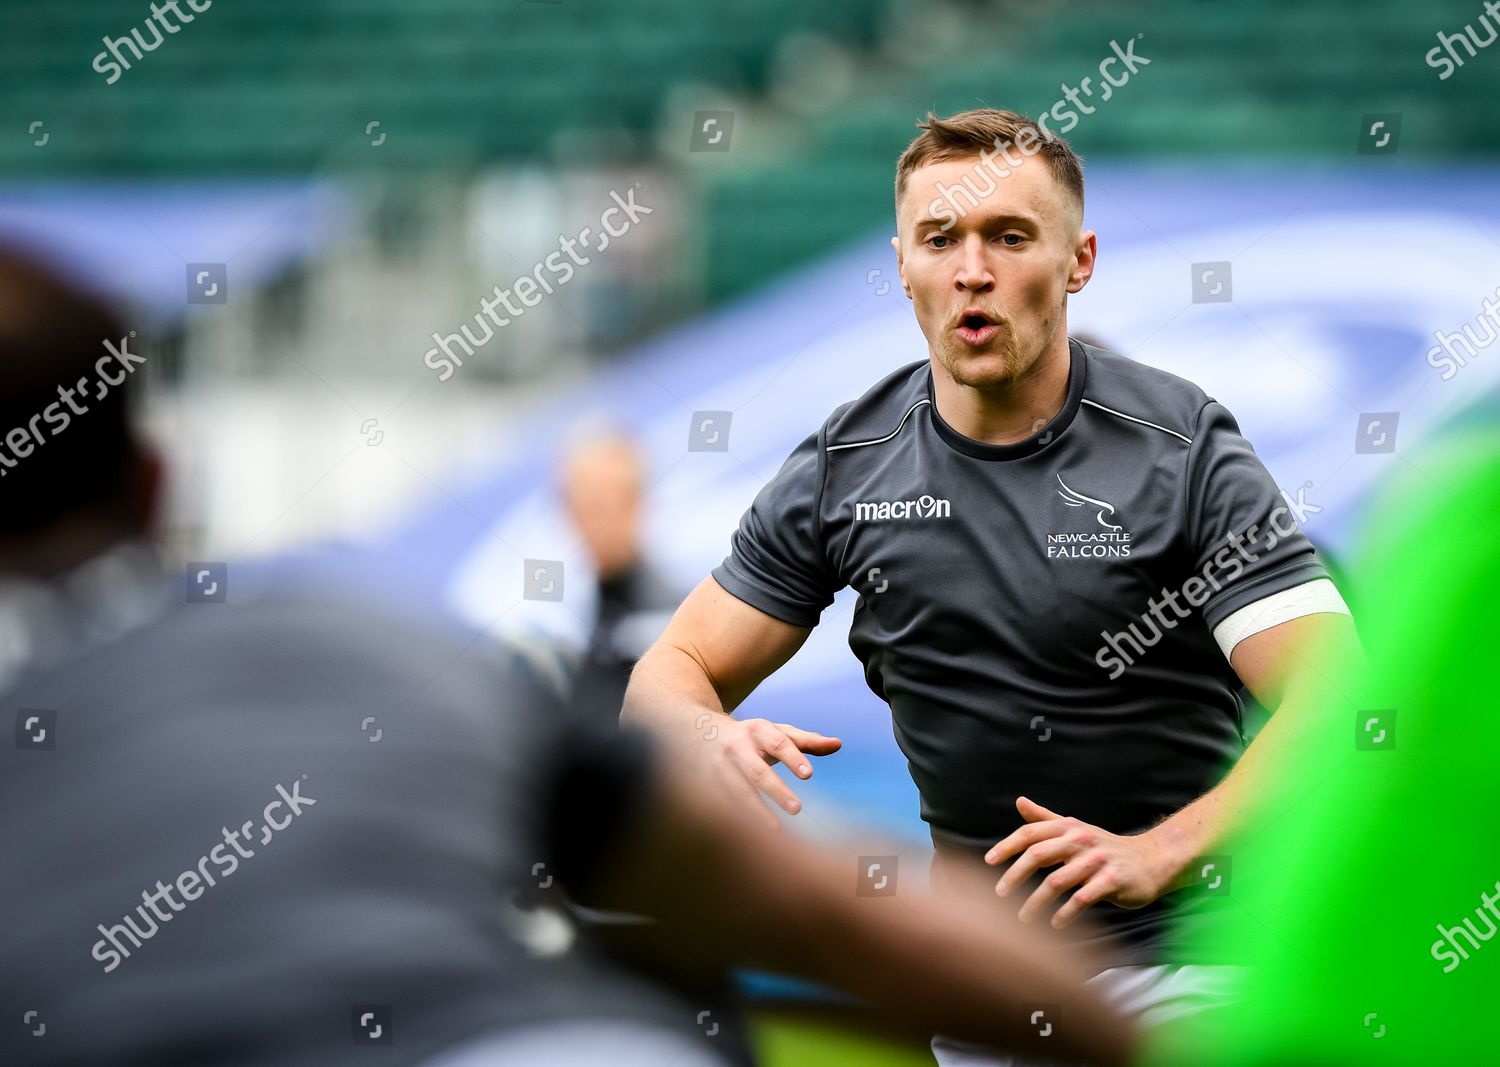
[954,238,995,291]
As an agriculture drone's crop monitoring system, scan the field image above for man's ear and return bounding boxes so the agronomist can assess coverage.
[890,234,911,299]
[1067,229,1097,295]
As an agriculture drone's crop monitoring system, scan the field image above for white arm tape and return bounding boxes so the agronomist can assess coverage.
[1212,578,1351,662]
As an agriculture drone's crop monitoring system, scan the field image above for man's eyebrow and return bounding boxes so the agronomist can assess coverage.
[913,212,1040,230]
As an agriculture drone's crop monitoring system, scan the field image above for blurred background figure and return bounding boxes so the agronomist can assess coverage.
[559,424,687,722]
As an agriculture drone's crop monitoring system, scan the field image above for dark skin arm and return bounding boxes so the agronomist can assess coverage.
[583,744,1140,1066]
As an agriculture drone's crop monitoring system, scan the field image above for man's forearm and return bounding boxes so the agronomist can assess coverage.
[622,629,841,827]
[620,641,730,746]
[1149,688,1315,891]
[1149,651,1360,888]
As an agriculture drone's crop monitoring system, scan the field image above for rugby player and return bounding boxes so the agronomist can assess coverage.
[622,108,1360,1063]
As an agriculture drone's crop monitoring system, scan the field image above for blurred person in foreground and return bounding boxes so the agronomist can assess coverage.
[622,108,1363,1065]
[0,248,1138,1066]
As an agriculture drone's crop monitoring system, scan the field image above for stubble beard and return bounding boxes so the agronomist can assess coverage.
[936,314,1035,390]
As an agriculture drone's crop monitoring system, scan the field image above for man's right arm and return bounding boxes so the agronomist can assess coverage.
[621,574,842,827]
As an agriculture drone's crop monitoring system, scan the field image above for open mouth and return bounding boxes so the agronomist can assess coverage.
[956,309,1002,345]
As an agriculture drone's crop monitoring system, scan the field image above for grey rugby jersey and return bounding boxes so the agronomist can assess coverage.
[711,338,1332,955]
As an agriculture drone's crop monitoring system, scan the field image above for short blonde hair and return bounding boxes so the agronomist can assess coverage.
[894,107,1084,218]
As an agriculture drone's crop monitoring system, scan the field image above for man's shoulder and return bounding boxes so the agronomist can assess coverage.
[819,358,930,452]
[19,566,546,727]
[1077,341,1214,445]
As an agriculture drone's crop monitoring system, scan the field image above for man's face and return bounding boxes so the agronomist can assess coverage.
[892,150,1095,391]
[561,440,642,577]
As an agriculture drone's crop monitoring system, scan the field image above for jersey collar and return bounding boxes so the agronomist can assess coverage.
[924,336,1087,461]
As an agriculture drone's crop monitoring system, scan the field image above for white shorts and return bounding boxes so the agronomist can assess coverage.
[930,964,1243,1067]
[422,1018,735,1067]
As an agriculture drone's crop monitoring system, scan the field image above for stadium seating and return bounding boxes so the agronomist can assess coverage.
[696,0,1498,298]
[3,0,1492,300]
[0,0,884,174]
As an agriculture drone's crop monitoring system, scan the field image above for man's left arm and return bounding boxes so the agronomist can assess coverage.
[1138,607,1365,893]
[988,609,1362,927]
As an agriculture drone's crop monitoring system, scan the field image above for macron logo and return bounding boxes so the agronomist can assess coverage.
[854,495,951,521]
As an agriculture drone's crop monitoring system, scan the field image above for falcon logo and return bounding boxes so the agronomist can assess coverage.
[1047,474,1131,558]
[1056,475,1123,532]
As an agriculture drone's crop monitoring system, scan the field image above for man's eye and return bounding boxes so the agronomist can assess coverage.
[926,234,952,249]
[1000,234,1023,246]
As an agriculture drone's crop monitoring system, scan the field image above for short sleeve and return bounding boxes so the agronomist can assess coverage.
[1184,401,1330,632]
[710,426,841,627]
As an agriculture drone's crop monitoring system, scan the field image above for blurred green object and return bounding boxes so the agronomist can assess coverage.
[1143,430,1500,1065]
[752,1009,935,1067]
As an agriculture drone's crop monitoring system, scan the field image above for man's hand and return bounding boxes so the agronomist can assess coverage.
[623,577,843,829]
[700,716,841,829]
[984,797,1188,929]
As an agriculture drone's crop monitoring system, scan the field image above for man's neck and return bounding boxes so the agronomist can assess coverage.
[930,332,1072,447]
